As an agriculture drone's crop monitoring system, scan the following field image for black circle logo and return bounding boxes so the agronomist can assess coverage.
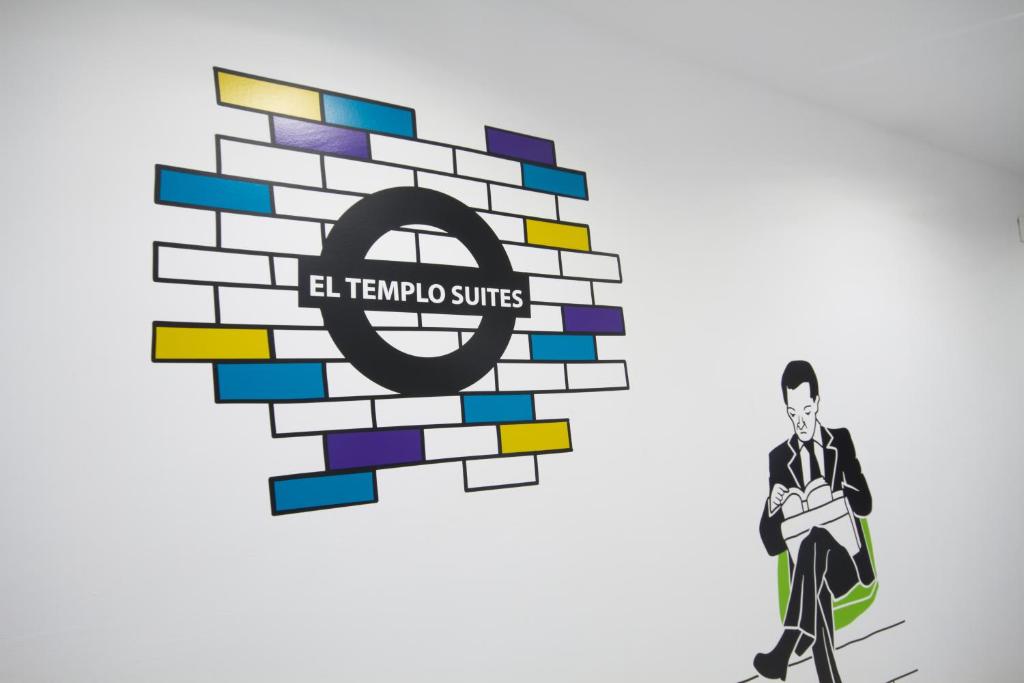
[298,187,531,395]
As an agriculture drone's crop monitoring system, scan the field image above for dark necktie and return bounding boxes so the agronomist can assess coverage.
[806,441,822,482]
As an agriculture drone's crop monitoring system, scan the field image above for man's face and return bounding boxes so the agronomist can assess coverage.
[785,382,819,443]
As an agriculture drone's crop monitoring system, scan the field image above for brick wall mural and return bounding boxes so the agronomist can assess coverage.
[152,68,628,515]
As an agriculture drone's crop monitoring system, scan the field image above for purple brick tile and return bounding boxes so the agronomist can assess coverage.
[326,429,423,470]
[485,127,556,165]
[272,116,370,158]
[562,305,625,334]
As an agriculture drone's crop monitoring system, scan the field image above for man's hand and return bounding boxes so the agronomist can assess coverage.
[769,483,789,513]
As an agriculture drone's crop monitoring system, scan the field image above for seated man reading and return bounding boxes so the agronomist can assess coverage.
[754,361,875,683]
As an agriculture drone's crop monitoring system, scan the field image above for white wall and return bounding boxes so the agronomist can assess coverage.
[2,1,1022,680]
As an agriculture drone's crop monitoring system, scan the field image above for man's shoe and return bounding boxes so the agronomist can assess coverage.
[753,627,799,680]
[753,650,788,680]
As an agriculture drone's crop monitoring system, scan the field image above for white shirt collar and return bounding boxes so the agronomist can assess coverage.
[802,423,824,450]
[796,423,826,486]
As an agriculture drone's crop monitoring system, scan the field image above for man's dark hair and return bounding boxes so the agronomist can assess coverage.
[781,360,818,401]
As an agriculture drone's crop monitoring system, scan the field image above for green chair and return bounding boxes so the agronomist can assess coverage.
[776,518,878,630]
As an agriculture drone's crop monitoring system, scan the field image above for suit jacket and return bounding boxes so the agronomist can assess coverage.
[758,425,875,585]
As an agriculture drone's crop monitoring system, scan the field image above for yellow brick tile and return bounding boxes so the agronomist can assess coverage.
[154,326,270,360]
[525,219,590,252]
[499,421,571,454]
[216,70,321,121]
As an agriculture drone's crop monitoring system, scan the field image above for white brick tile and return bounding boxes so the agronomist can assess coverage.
[500,334,532,360]
[496,362,566,391]
[324,156,415,194]
[271,400,372,435]
[369,135,453,173]
[557,196,591,224]
[373,395,462,427]
[377,330,460,357]
[514,304,563,332]
[566,361,628,390]
[220,214,323,256]
[273,329,343,359]
[157,245,270,285]
[219,139,322,187]
[418,233,477,267]
[455,149,521,185]
[464,455,537,490]
[420,313,481,329]
[424,425,499,460]
[560,251,621,281]
[528,276,592,304]
[273,186,360,221]
[397,223,445,233]
[365,230,417,262]
[477,212,524,242]
[325,362,395,398]
[461,369,496,392]
[592,281,627,307]
[218,287,322,326]
[489,185,557,219]
[595,336,627,361]
[417,172,489,209]
[504,244,560,275]
[273,256,299,286]
[364,310,419,327]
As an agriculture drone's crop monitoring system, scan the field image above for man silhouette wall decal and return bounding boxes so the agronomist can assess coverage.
[754,361,875,682]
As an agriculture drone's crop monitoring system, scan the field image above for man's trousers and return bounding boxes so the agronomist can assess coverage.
[783,526,862,683]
